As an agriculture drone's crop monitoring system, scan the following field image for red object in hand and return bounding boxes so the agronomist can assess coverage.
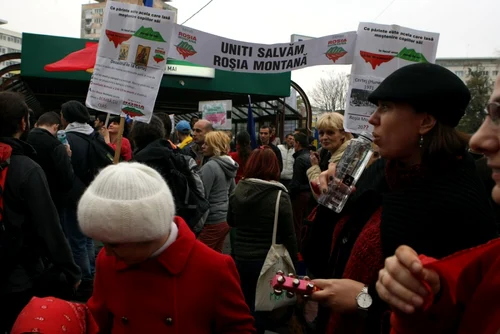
[310,181,321,195]
[272,273,321,297]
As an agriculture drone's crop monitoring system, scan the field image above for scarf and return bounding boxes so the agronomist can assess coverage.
[65,122,94,135]
[11,297,99,334]
[326,161,432,334]
[329,139,351,164]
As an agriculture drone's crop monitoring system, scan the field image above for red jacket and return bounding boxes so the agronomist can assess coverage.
[108,137,132,161]
[391,238,500,334]
[229,151,244,184]
[87,217,255,334]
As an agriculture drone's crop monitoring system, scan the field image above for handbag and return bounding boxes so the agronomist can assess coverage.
[255,190,296,311]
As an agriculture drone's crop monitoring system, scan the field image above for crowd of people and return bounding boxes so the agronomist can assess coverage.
[0,62,499,334]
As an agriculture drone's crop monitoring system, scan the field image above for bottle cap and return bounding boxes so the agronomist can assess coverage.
[358,131,374,142]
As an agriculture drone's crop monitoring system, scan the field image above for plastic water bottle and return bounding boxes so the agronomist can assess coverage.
[57,130,69,146]
[318,131,374,213]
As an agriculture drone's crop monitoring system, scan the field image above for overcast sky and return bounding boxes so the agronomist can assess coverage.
[1,0,499,93]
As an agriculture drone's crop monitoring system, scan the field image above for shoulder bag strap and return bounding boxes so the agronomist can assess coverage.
[271,190,282,246]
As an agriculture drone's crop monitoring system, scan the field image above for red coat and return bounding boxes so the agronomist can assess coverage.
[87,217,255,333]
[108,137,132,161]
[391,238,500,334]
[229,152,244,184]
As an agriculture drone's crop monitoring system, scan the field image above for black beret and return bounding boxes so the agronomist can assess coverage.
[368,63,471,127]
[61,100,91,124]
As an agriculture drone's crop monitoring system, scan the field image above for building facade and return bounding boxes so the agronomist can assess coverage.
[436,57,500,82]
[0,21,22,78]
[81,0,177,39]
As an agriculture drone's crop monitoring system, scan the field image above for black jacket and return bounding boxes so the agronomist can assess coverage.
[26,128,74,210]
[228,178,298,262]
[303,155,498,333]
[65,131,95,208]
[0,138,81,295]
[288,148,311,198]
[258,141,284,172]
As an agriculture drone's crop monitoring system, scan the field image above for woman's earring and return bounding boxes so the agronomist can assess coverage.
[419,135,424,148]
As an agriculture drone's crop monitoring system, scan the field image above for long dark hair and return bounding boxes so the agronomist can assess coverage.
[236,131,252,167]
[421,121,468,168]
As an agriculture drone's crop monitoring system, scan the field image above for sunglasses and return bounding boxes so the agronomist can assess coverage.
[484,102,500,124]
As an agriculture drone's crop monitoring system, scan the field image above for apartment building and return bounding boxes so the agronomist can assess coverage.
[0,20,22,78]
[436,57,499,82]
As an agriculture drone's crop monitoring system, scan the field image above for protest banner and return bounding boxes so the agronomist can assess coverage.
[85,0,175,124]
[344,23,439,134]
[168,24,357,73]
[199,100,232,130]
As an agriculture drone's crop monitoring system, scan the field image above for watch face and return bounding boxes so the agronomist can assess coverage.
[357,292,373,309]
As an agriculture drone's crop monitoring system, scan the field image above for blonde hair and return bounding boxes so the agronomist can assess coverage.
[316,112,353,140]
[205,131,230,156]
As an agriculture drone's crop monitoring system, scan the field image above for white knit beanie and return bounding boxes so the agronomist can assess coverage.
[78,162,175,243]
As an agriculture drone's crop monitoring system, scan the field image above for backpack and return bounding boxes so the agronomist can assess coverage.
[0,143,23,279]
[136,143,210,233]
[69,132,116,185]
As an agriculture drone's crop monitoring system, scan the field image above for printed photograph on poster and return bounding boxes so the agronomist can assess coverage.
[349,89,373,108]
[119,43,130,61]
[199,100,232,130]
[85,1,175,124]
[169,24,357,73]
[344,75,383,133]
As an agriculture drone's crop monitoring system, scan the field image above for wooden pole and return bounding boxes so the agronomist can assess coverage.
[113,116,126,164]
[104,113,111,128]
[112,0,151,164]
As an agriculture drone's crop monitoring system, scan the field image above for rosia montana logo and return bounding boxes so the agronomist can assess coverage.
[175,32,197,59]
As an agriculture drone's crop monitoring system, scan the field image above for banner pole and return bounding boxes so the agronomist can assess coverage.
[113,117,126,164]
[113,0,152,165]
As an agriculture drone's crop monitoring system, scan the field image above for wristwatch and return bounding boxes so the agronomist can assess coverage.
[356,286,373,311]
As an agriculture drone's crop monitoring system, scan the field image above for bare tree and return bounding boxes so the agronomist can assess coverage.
[309,72,350,111]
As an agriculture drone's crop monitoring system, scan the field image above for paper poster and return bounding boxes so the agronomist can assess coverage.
[199,100,232,130]
[344,23,439,134]
[169,24,357,73]
[85,1,175,123]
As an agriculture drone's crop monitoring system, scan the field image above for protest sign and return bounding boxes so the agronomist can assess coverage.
[344,23,439,134]
[199,100,232,130]
[169,24,357,73]
[86,1,175,123]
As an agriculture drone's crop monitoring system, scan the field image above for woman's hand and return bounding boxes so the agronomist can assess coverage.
[318,162,337,194]
[99,127,111,144]
[65,144,72,157]
[318,163,355,195]
[376,245,441,314]
[310,279,365,313]
[310,152,320,166]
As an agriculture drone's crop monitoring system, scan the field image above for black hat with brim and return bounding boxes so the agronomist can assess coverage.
[368,63,471,127]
